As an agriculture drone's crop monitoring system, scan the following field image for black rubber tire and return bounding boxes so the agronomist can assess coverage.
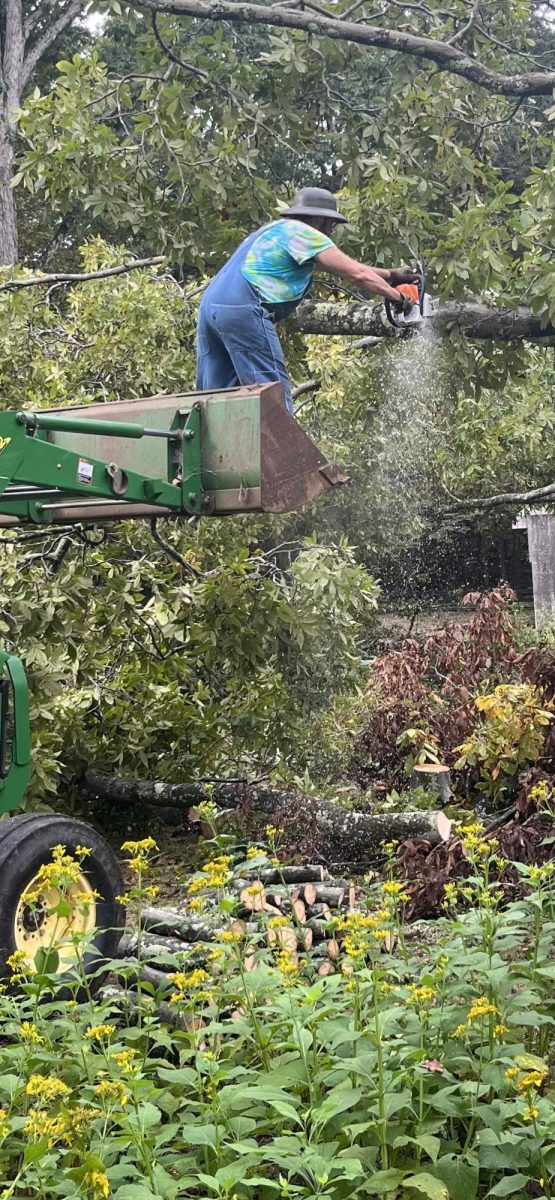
[0,813,124,984]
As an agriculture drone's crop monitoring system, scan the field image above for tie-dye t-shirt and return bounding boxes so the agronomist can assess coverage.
[241,219,334,304]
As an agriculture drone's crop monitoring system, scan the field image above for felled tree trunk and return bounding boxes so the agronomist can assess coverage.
[296,300,555,343]
[82,770,451,863]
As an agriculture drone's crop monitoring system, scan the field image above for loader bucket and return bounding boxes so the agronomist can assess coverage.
[38,383,347,520]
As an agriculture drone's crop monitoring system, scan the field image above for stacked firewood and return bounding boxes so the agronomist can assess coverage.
[116,864,360,986]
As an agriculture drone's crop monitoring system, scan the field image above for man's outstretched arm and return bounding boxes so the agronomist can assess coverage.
[314,246,409,302]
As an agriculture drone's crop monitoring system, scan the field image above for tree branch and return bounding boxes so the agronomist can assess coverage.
[133,0,555,96]
[444,482,555,514]
[297,299,555,342]
[21,1,86,92]
[0,256,165,293]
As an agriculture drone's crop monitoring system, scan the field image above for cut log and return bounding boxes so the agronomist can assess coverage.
[327,939,340,960]
[305,918,331,942]
[140,906,218,942]
[292,898,307,924]
[240,884,268,912]
[311,885,345,907]
[318,961,335,976]
[244,865,326,885]
[118,931,201,962]
[303,883,317,906]
[410,764,452,806]
[302,928,313,951]
[267,925,297,953]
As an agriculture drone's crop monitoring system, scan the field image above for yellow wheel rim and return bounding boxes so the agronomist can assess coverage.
[14,870,97,970]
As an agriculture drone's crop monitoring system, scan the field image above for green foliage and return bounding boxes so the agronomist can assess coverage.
[0,521,378,802]
[3,834,555,1197]
[455,684,554,806]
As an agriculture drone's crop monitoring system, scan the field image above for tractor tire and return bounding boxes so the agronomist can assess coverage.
[0,813,124,985]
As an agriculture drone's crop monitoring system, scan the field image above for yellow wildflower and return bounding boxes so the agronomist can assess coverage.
[169,967,209,1002]
[275,949,298,980]
[84,1169,110,1198]
[0,1110,8,1139]
[382,881,405,896]
[85,1024,116,1041]
[21,845,85,903]
[528,863,555,885]
[202,1051,215,1061]
[111,1050,138,1073]
[144,885,159,900]
[94,1079,129,1106]
[453,1024,467,1039]
[265,825,277,839]
[523,1105,539,1122]
[505,1067,519,1080]
[516,1070,547,1093]
[188,897,206,912]
[26,1074,71,1102]
[187,877,206,895]
[75,845,92,858]
[220,929,242,943]
[442,883,457,908]
[6,949,34,979]
[20,1022,44,1045]
[24,1110,67,1144]
[406,985,437,1007]
[121,837,158,854]
[493,1024,508,1039]
[68,1107,102,1129]
[128,856,151,874]
[196,800,218,822]
[268,916,290,929]
[246,846,262,859]
[271,857,280,866]
[467,997,498,1023]
[115,893,130,905]
[244,882,264,897]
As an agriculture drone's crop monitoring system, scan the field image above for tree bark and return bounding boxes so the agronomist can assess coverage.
[82,769,451,863]
[296,300,555,344]
[0,0,86,266]
[136,0,555,97]
[0,129,18,266]
[410,764,452,806]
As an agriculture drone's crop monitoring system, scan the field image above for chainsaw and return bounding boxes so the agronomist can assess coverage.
[385,262,438,328]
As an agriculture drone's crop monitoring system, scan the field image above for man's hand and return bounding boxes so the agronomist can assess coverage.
[391,292,416,315]
[388,266,420,286]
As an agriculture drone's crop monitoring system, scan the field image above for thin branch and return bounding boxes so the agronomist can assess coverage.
[150,12,209,78]
[447,0,482,46]
[133,0,555,96]
[21,1,85,91]
[0,256,165,294]
[149,517,202,578]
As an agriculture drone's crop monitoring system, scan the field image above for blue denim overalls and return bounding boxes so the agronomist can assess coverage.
[195,227,310,414]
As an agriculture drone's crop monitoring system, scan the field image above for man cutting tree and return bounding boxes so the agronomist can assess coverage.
[196,187,417,413]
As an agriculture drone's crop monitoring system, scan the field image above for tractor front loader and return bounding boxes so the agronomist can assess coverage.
[0,384,346,980]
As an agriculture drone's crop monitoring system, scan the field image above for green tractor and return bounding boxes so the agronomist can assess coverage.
[0,384,346,978]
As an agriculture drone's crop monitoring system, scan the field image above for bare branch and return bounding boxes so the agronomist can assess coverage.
[132,0,555,96]
[0,256,165,294]
[150,12,209,78]
[21,1,86,92]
